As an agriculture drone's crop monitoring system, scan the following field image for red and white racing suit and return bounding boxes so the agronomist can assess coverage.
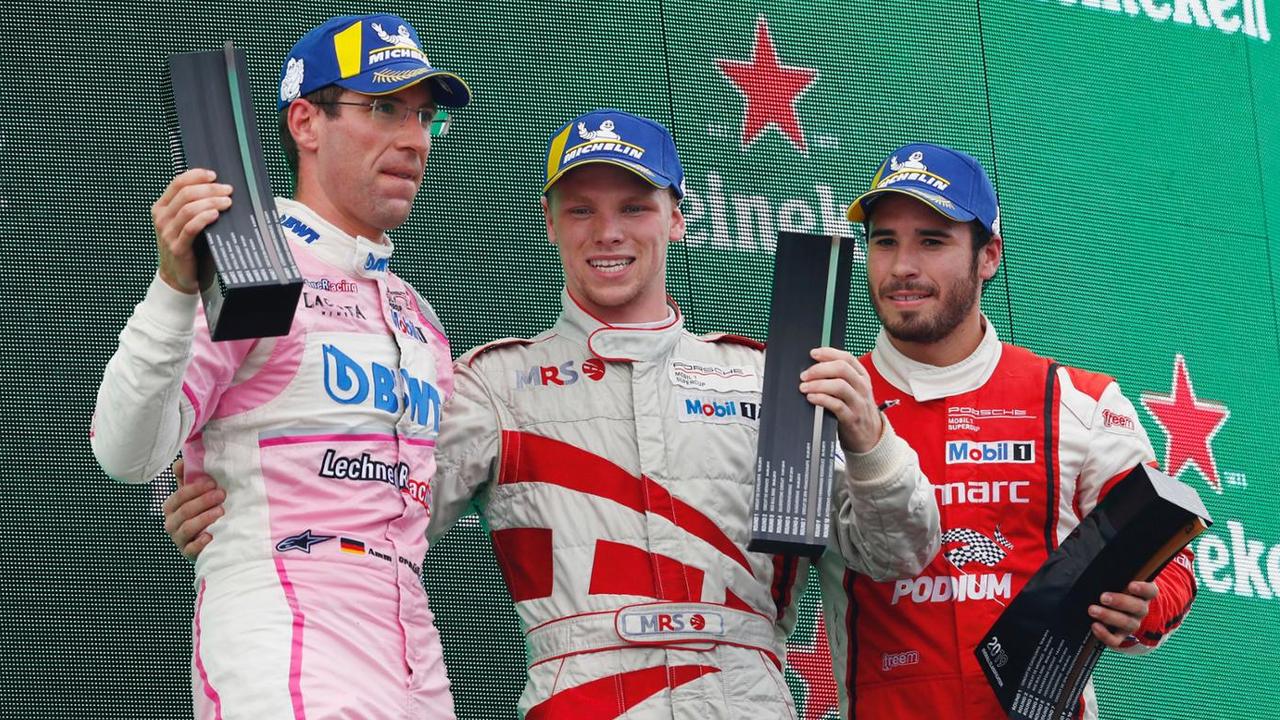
[429,290,939,720]
[91,199,455,719]
[819,321,1197,719]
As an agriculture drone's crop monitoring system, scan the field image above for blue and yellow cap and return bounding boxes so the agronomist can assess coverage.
[543,110,685,199]
[847,143,1000,234]
[278,14,471,110]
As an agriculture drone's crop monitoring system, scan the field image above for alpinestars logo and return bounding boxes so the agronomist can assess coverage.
[716,17,818,152]
[1141,354,1230,492]
[275,529,334,554]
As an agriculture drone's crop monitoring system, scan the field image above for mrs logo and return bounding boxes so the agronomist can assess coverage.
[514,359,606,389]
[618,610,725,638]
[582,358,606,381]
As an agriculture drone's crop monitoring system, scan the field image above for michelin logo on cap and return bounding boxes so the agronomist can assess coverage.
[578,120,621,141]
[892,151,928,172]
[277,13,471,110]
[543,109,685,198]
[372,23,419,50]
[369,23,427,66]
[877,150,951,192]
[847,142,1000,235]
[562,120,647,165]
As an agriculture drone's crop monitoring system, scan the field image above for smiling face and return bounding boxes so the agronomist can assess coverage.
[865,194,1001,365]
[289,83,435,240]
[542,163,686,324]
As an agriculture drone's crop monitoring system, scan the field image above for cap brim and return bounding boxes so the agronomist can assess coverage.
[338,67,472,107]
[421,72,470,107]
[543,157,676,195]
[846,186,978,224]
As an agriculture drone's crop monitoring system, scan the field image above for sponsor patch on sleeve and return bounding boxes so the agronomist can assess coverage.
[1100,408,1138,434]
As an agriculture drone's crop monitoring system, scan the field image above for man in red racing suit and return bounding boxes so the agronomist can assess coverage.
[819,142,1197,719]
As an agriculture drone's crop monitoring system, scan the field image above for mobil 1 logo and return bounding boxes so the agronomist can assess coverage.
[945,440,1034,464]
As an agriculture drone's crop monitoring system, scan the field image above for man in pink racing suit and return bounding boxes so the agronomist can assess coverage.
[91,14,470,719]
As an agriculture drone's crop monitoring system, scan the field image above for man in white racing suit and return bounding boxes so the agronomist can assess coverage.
[423,109,938,719]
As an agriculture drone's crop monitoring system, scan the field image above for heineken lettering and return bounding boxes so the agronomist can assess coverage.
[1036,0,1271,42]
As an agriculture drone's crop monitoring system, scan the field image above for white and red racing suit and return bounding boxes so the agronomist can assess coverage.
[91,198,456,719]
[819,320,1198,719]
[429,290,939,720]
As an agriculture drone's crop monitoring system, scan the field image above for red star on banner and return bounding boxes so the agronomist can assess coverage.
[786,615,839,720]
[716,17,818,153]
[1141,354,1230,492]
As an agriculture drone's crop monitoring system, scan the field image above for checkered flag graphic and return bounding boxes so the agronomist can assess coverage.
[942,525,1013,570]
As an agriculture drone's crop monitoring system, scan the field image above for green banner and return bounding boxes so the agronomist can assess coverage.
[1,1,1275,718]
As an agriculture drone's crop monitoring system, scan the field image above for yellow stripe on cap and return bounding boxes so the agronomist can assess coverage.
[868,159,889,190]
[333,20,364,79]
[545,125,573,182]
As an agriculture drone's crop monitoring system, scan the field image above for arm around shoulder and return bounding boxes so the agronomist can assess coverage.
[427,356,506,543]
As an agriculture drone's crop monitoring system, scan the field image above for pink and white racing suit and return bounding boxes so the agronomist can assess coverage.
[91,198,455,719]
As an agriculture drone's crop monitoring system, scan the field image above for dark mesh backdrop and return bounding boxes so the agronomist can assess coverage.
[2,0,1277,718]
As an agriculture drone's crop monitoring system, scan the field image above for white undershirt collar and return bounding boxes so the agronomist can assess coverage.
[870,316,1002,402]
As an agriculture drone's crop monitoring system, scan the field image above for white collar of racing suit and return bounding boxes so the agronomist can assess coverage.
[276,197,394,279]
[556,288,685,363]
[870,315,1003,402]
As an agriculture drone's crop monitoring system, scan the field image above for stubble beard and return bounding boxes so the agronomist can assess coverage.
[873,269,980,345]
